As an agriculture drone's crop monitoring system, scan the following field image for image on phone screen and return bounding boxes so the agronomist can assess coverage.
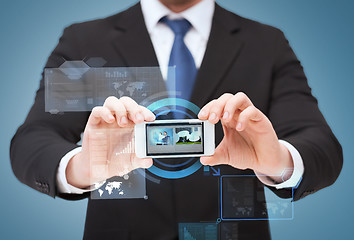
[146,122,204,156]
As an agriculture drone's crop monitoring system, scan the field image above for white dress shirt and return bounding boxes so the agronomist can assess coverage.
[57,0,304,194]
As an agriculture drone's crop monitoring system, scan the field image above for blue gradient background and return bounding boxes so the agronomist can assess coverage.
[0,0,353,239]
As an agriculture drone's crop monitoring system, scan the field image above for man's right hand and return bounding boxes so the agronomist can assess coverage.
[66,96,155,189]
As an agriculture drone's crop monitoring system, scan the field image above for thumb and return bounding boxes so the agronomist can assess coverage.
[131,155,153,170]
[200,145,227,166]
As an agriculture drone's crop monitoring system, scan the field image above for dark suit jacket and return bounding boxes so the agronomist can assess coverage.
[10,2,343,239]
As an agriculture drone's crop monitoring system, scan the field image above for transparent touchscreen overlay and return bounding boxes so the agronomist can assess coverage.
[89,128,147,199]
[90,170,146,200]
[178,223,217,240]
[221,175,294,221]
[44,62,176,113]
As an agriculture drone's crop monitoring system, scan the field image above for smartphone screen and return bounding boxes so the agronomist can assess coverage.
[145,122,204,156]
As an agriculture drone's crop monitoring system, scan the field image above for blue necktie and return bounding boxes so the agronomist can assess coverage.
[161,17,197,102]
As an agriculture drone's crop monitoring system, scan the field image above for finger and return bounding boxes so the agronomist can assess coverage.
[103,96,129,127]
[222,92,254,122]
[131,156,153,169]
[90,163,109,183]
[198,99,216,120]
[117,156,153,176]
[140,106,156,122]
[119,96,144,124]
[88,106,115,126]
[207,93,234,124]
[236,105,264,131]
[200,146,227,166]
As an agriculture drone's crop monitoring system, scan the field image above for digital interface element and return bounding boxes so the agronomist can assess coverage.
[221,175,294,221]
[219,222,239,240]
[264,186,293,219]
[44,61,175,113]
[146,122,203,156]
[179,223,218,240]
[89,128,146,199]
[90,170,146,200]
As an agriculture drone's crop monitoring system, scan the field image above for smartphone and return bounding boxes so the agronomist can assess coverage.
[135,119,215,158]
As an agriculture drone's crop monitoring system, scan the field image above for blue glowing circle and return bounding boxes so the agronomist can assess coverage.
[153,157,195,168]
[146,98,203,179]
[155,108,193,119]
[147,98,200,114]
[148,161,202,179]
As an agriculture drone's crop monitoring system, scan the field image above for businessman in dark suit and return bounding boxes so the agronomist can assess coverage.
[10,0,343,239]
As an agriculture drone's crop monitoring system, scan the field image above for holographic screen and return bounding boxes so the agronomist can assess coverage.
[88,127,147,200]
[220,175,296,221]
[44,61,177,113]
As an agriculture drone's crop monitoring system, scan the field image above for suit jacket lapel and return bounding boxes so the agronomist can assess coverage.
[109,3,167,105]
[110,3,159,67]
[190,4,244,108]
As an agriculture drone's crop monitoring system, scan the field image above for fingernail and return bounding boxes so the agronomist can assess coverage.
[120,116,128,125]
[136,113,143,122]
[199,110,206,117]
[209,113,216,121]
[108,115,115,122]
[223,112,229,119]
[236,122,242,131]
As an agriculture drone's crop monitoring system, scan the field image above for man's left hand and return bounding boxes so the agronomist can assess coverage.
[198,92,293,179]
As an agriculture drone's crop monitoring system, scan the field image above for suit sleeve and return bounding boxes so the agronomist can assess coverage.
[10,25,90,200]
[267,30,343,201]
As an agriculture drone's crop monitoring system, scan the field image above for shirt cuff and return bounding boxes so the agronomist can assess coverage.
[255,140,304,189]
[56,147,101,194]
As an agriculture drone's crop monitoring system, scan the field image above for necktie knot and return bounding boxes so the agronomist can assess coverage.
[160,17,191,36]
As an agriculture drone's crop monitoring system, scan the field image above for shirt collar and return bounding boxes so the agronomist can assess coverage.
[141,0,215,40]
